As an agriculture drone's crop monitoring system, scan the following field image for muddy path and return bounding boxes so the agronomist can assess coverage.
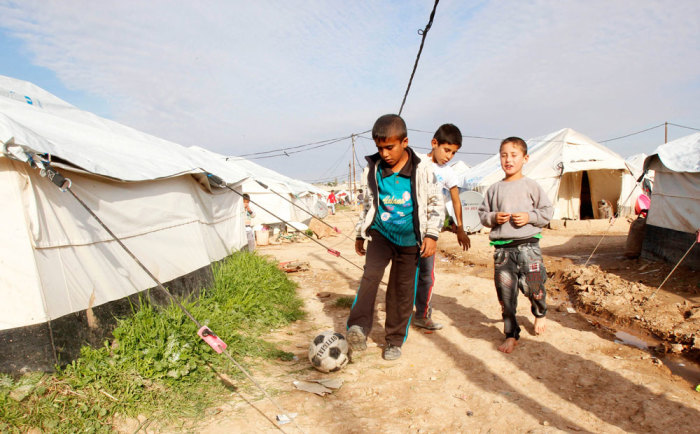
[193,210,700,433]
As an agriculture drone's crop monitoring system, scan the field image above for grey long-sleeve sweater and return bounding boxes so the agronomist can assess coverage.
[478,177,554,241]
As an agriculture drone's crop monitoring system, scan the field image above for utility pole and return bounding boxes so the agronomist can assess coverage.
[351,134,356,200]
[348,162,351,201]
[664,121,668,144]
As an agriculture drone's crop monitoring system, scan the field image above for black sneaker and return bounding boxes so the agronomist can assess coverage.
[413,317,443,330]
[382,344,401,360]
[347,325,367,351]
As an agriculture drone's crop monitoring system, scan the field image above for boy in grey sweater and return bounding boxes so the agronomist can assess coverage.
[478,137,554,353]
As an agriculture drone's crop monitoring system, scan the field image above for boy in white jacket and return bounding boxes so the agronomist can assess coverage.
[347,114,444,361]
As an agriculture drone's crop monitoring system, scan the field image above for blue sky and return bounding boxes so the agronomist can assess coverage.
[0,1,699,182]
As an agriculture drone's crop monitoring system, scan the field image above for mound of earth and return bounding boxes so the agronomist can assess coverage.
[551,264,699,359]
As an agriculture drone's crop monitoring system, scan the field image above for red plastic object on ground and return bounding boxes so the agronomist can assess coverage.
[635,193,651,215]
[198,326,227,353]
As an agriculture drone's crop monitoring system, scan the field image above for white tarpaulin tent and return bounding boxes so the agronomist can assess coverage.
[450,160,470,179]
[0,75,249,370]
[190,146,328,226]
[625,153,653,209]
[229,156,329,225]
[641,133,700,269]
[642,133,700,234]
[625,153,648,181]
[460,128,638,220]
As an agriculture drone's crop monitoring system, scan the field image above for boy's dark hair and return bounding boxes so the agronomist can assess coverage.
[500,137,528,155]
[372,114,407,142]
[433,123,462,147]
[358,188,363,193]
[242,193,251,200]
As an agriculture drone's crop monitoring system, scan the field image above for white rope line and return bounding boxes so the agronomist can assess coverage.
[646,231,699,302]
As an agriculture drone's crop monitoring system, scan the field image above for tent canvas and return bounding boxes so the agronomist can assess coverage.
[190,146,328,226]
[450,160,470,179]
[642,132,700,234]
[460,128,638,220]
[641,133,700,269]
[0,75,249,371]
[625,152,653,197]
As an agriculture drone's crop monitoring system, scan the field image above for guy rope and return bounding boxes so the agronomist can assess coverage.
[3,143,305,434]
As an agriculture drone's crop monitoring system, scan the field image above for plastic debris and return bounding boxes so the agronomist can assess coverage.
[197,326,227,353]
[276,413,298,424]
[278,260,310,273]
[293,378,344,396]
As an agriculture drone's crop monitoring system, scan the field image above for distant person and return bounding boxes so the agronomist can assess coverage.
[243,193,256,251]
[327,190,337,215]
[414,124,471,331]
[478,137,553,353]
[346,114,444,361]
[355,188,364,211]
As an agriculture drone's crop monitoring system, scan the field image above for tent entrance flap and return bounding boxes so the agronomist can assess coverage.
[556,170,623,220]
[587,169,623,219]
[580,172,594,219]
[556,171,582,220]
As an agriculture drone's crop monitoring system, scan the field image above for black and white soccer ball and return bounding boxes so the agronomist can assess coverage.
[308,330,349,373]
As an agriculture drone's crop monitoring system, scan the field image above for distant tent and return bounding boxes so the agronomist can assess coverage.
[334,189,351,203]
[0,75,248,371]
[625,153,648,180]
[450,160,470,179]
[460,128,638,220]
[641,133,700,269]
[189,147,328,226]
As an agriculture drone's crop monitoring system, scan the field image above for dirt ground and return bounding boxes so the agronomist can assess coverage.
[194,210,700,433]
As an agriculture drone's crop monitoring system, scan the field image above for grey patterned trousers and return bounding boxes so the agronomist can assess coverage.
[493,242,548,340]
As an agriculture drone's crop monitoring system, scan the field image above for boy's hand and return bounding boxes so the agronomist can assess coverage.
[511,212,530,227]
[420,238,437,257]
[355,239,366,256]
[456,229,471,251]
[496,212,511,225]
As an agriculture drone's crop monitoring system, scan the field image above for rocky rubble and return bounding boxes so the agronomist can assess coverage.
[552,264,700,360]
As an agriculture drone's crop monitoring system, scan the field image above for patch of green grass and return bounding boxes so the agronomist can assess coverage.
[334,296,354,309]
[0,251,304,433]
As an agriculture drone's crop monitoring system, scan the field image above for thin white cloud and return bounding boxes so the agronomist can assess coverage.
[0,0,698,178]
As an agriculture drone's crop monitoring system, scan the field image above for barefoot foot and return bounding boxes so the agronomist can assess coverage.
[498,337,518,353]
[534,317,547,335]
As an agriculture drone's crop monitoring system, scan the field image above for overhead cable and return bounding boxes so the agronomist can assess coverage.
[236,135,351,157]
[599,123,665,143]
[408,129,501,141]
[303,170,351,183]
[668,122,700,132]
[359,135,493,155]
[398,0,440,116]
[229,136,349,161]
[229,130,371,161]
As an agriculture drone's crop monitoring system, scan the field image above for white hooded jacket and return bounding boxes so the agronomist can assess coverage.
[355,147,444,243]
